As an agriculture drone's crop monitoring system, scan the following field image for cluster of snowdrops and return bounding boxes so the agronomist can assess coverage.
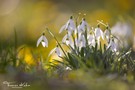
[36,15,134,73]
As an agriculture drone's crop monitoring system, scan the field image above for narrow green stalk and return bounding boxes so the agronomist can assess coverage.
[46,28,68,58]
[71,33,77,50]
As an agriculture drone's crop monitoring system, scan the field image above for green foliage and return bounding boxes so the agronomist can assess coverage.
[45,16,135,77]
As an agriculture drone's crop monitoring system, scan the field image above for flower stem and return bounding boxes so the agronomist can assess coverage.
[46,28,68,58]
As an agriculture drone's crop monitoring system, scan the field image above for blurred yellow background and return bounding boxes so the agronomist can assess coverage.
[0,0,135,42]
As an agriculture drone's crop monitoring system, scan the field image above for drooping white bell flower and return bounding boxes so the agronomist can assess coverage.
[76,24,83,37]
[107,39,117,52]
[48,45,62,57]
[59,16,76,36]
[37,33,48,47]
[79,34,86,48]
[62,33,74,48]
[55,46,62,57]
[95,26,104,40]
[87,34,95,47]
[104,28,111,43]
[62,33,70,44]
[80,18,90,32]
[77,18,90,36]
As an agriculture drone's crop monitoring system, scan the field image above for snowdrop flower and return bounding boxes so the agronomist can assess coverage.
[107,39,117,52]
[79,34,86,48]
[55,46,62,56]
[59,16,76,36]
[37,33,48,47]
[48,45,62,57]
[95,26,104,40]
[104,27,111,43]
[62,33,74,48]
[87,34,95,47]
[77,18,90,37]
[80,18,90,32]
[76,24,83,37]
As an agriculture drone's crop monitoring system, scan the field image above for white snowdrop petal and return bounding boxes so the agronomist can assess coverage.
[48,47,56,57]
[112,42,117,52]
[59,25,66,33]
[41,41,46,47]
[64,19,76,33]
[95,28,104,40]
[69,38,74,48]
[88,34,95,46]
[67,29,73,36]
[56,47,61,56]
[74,29,77,35]
[77,25,83,36]
[95,28,99,38]
[104,30,110,36]
[70,20,76,30]
[42,36,48,47]
[104,30,110,42]
[66,40,70,45]
[107,40,117,52]
[79,20,90,32]
[37,36,43,47]
[80,35,86,47]
[88,34,94,41]
[62,34,68,43]
[91,40,96,47]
